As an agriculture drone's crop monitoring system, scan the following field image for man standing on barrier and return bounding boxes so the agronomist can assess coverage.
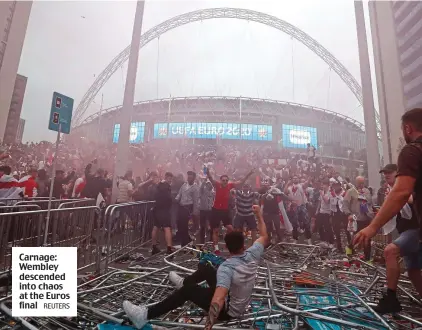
[123,204,269,330]
[231,183,261,246]
[344,176,374,261]
[285,175,312,245]
[206,167,255,254]
[175,171,200,247]
[151,172,174,255]
[259,179,290,245]
[199,177,215,244]
[355,108,422,313]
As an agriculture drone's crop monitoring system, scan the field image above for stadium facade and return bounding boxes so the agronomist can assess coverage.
[72,96,366,160]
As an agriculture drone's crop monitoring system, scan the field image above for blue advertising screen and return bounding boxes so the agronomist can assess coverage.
[282,124,317,149]
[113,122,145,144]
[153,122,272,141]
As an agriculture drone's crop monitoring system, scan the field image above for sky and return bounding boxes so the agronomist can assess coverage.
[18,0,371,142]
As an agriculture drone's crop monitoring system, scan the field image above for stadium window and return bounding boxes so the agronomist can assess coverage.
[113,124,120,143]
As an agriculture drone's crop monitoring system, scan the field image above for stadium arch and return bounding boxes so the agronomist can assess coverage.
[73,7,380,135]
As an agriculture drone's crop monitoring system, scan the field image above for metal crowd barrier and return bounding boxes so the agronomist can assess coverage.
[14,198,92,210]
[58,199,96,209]
[1,242,422,329]
[0,197,56,207]
[0,204,41,214]
[100,201,155,272]
[0,206,100,272]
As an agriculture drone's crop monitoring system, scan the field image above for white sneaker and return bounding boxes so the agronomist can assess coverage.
[169,271,184,289]
[123,300,148,329]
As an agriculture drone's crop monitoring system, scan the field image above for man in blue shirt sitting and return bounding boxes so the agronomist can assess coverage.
[123,205,269,329]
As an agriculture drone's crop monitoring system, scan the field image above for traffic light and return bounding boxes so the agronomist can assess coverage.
[52,112,59,124]
[55,97,62,109]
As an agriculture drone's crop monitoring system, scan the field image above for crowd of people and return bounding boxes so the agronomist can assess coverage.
[121,108,422,327]
[2,109,422,320]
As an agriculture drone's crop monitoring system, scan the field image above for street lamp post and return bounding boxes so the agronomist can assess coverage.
[111,0,146,202]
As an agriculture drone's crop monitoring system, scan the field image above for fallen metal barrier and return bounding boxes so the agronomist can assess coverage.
[0,206,100,272]
[1,228,422,330]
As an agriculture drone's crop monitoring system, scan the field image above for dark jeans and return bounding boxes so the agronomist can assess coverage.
[357,220,372,261]
[148,263,231,321]
[199,210,212,244]
[316,213,334,244]
[177,205,193,247]
[288,204,311,240]
[332,212,351,250]
[264,213,284,242]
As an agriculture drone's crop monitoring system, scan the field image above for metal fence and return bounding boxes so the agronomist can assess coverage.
[0,206,100,272]
[0,201,155,274]
[13,198,94,210]
[0,197,56,207]
[100,201,155,271]
[0,197,95,210]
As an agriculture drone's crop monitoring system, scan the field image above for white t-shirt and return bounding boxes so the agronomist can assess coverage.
[307,146,316,158]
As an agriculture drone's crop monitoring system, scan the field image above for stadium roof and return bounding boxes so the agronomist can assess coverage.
[77,96,365,133]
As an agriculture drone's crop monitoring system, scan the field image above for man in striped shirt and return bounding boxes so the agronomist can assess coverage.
[231,184,261,245]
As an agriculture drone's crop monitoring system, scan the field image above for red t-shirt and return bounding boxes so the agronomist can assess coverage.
[213,182,234,210]
[21,177,38,197]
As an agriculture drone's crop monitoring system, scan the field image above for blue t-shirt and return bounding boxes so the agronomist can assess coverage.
[216,242,265,317]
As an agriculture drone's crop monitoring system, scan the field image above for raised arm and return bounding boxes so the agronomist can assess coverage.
[137,176,155,190]
[233,168,255,188]
[206,168,216,187]
[252,205,269,247]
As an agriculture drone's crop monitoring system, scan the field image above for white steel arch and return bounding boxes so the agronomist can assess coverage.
[73,7,380,134]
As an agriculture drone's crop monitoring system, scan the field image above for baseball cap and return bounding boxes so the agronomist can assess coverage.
[379,164,398,174]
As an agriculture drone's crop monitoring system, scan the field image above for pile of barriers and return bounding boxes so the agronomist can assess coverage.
[0,200,421,330]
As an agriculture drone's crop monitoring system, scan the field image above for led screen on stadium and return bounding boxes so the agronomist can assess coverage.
[113,122,145,144]
[282,124,317,149]
[153,122,272,141]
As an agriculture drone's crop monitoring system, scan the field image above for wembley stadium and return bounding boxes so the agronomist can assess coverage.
[71,96,366,161]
